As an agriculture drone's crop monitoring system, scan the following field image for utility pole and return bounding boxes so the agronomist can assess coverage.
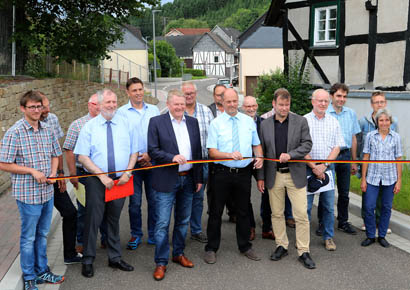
[152,9,161,99]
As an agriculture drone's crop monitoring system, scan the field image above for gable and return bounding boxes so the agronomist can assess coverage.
[110,28,146,50]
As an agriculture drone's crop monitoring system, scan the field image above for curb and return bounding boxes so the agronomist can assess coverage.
[0,183,74,290]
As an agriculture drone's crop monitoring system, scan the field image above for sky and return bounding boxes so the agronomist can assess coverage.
[161,0,173,3]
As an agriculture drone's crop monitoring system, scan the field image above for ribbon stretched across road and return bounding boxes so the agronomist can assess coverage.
[49,157,408,181]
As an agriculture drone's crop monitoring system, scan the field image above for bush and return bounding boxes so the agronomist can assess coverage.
[255,59,312,116]
[183,68,205,76]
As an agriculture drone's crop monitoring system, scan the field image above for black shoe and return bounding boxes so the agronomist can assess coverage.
[378,237,390,248]
[361,238,375,247]
[338,222,357,235]
[315,224,323,236]
[270,246,288,261]
[82,264,94,278]
[298,252,316,269]
[108,260,134,271]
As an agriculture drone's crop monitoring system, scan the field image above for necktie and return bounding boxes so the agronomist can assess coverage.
[231,117,240,152]
[106,121,116,179]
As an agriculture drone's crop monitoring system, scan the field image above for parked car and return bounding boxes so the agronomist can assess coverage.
[217,78,233,88]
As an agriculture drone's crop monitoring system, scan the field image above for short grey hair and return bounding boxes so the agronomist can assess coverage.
[167,89,184,102]
[181,81,197,91]
[375,108,393,124]
[96,89,115,104]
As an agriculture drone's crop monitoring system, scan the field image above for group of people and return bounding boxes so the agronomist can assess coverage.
[0,78,402,289]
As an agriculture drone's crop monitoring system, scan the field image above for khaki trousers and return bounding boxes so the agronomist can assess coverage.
[268,172,310,256]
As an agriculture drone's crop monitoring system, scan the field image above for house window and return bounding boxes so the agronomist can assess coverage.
[214,56,219,63]
[310,2,339,47]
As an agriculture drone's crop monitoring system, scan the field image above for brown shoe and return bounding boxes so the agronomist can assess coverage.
[76,245,83,254]
[262,231,275,240]
[249,227,256,241]
[153,265,166,281]
[286,218,296,228]
[172,255,194,268]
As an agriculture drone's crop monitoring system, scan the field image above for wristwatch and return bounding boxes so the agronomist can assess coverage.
[125,171,132,178]
[57,169,64,175]
[323,162,329,168]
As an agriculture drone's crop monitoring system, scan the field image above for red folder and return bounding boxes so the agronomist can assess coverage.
[105,175,134,202]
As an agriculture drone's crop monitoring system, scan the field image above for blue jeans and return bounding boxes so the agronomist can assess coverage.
[307,169,335,241]
[335,149,352,225]
[154,175,194,266]
[17,198,54,281]
[190,164,208,234]
[363,182,395,238]
[129,168,156,240]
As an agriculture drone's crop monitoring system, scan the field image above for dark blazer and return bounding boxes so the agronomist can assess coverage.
[257,112,312,189]
[148,112,203,192]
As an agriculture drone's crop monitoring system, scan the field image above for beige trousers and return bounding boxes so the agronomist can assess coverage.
[268,172,310,256]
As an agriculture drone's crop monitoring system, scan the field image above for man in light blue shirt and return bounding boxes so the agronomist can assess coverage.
[327,83,361,235]
[204,88,263,264]
[118,77,160,249]
[75,89,139,278]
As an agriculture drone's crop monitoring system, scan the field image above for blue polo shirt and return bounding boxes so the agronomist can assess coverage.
[327,105,360,149]
[118,101,160,153]
[74,113,140,177]
[207,111,260,168]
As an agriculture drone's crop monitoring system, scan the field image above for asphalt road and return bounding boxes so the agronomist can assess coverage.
[59,80,410,290]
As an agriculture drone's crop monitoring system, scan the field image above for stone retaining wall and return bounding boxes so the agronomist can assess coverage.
[0,78,158,195]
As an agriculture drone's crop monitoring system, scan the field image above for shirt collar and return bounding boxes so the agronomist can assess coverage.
[126,100,147,111]
[169,112,186,123]
[97,112,119,125]
[22,118,48,130]
[274,114,289,123]
[328,104,347,114]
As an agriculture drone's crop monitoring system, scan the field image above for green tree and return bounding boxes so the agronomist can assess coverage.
[165,18,209,34]
[149,40,180,77]
[255,60,312,116]
[223,8,260,32]
[3,0,158,63]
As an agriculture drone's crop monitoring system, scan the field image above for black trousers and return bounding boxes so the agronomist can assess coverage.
[206,164,252,253]
[53,183,77,259]
[82,176,125,264]
[260,187,272,232]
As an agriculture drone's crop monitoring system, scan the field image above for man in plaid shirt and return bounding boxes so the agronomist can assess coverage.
[40,95,81,265]
[182,82,213,243]
[63,93,107,253]
[0,91,64,290]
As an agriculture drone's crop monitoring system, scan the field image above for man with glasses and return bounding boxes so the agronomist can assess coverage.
[40,95,81,265]
[358,91,398,233]
[0,91,64,290]
[304,89,345,251]
[181,82,213,243]
[63,93,107,253]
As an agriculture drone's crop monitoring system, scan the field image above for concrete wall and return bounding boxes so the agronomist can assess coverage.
[0,79,158,195]
[239,48,284,93]
[104,50,149,82]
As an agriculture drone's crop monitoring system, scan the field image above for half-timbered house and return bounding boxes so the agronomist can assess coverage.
[264,0,410,90]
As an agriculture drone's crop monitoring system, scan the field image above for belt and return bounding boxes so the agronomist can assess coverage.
[277,167,290,173]
[340,148,350,154]
[178,170,191,176]
[213,163,251,174]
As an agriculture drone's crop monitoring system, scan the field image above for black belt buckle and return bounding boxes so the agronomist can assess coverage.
[278,167,290,173]
[229,167,240,174]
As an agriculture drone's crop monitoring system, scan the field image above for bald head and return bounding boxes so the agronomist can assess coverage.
[88,93,100,117]
[242,96,258,119]
[311,89,330,117]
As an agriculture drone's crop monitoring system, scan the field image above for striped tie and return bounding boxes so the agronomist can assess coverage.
[231,116,240,152]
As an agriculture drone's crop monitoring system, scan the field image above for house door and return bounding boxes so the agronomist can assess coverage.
[246,76,258,96]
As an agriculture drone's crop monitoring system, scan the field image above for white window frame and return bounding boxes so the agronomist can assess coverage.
[313,5,337,47]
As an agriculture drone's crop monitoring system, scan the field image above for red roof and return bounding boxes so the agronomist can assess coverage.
[172,28,210,35]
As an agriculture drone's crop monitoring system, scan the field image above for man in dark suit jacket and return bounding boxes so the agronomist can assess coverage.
[148,89,203,281]
[256,88,315,269]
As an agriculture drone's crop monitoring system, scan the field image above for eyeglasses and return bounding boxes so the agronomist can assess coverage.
[88,102,98,106]
[25,105,44,111]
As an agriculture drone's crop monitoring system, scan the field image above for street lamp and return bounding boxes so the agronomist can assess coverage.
[152,9,161,100]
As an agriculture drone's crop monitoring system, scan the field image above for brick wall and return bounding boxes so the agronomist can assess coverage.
[0,78,158,195]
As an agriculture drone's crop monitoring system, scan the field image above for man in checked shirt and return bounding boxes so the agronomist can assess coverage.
[63,93,107,253]
[40,94,81,265]
[0,91,64,290]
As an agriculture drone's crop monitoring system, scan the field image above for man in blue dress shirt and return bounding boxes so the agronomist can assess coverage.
[74,89,139,278]
[204,88,263,264]
[118,77,160,249]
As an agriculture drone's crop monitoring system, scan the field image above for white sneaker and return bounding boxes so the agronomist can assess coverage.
[387,228,392,234]
[361,224,366,231]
